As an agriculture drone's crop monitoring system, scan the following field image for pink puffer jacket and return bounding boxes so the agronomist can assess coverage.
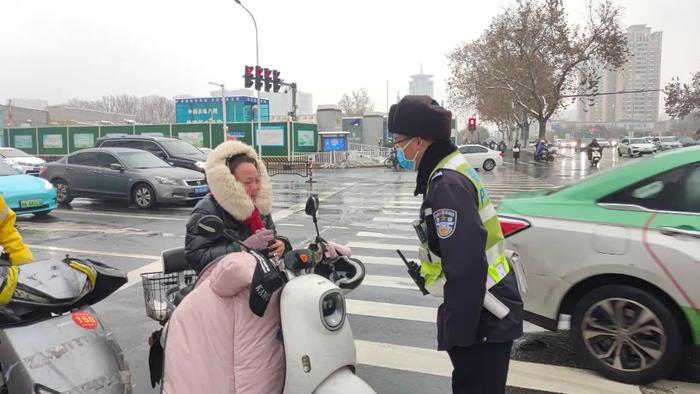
[162,252,284,394]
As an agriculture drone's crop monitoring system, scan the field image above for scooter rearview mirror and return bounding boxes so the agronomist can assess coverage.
[196,215,225,239]
[305,194,319,218]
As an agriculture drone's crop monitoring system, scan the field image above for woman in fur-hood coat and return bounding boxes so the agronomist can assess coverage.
[184,141,278,273]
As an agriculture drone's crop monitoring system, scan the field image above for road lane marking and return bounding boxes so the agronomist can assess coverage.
[348,241,416,251]
[351,255,404,266]
[348,299,435,322]
[354,341,699,393]
[356,231,416,240]
[272,183,356,222]
[372,217,414,224]
[28,245,159,260]
[54,209,187,221]
[116,260,163,293]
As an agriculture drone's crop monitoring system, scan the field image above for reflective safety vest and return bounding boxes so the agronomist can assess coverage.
[418,151,510,297]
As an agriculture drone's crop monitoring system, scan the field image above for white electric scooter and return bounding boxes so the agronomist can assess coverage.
[160,195,376,393]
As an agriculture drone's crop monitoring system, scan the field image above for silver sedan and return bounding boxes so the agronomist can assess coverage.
[41,148,208,209]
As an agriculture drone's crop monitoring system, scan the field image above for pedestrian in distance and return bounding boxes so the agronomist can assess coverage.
[389,95,524,394]
[512,140,521,163]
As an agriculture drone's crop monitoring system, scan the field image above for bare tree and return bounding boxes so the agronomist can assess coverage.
[61,95,175,123]
[664,71,700,119]
[338,89,375,116]
[448,0,627,140]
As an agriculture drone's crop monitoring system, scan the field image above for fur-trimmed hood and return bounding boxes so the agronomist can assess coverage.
[204,141,272,221]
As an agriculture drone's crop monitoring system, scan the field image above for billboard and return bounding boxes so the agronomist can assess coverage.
[175,97,269,124]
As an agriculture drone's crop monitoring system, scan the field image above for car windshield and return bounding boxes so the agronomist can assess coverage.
[159,140,202,155]
[630,138,647,144]
[119,151,171,169]
[659,137,678,142]
[0,160,19,176]
[0,148,31,158]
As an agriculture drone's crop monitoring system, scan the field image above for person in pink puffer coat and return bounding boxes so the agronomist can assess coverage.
[162,250,285,394]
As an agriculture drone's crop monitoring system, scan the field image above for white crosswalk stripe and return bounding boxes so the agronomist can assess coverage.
[304,176,700,393]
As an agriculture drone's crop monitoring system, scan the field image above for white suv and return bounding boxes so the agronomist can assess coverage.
[618,137,657,157]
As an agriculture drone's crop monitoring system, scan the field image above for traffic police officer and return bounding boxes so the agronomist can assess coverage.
[388,96,524,393]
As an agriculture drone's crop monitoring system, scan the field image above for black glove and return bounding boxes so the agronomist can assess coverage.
[249,251,286,317]
[148,329,164,388]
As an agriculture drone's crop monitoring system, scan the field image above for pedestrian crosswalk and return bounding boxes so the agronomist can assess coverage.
[267,172,699,394]
[41,168,697,394]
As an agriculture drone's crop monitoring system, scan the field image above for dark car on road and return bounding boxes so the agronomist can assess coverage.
[41,148,208,209]
[95,135,207,173]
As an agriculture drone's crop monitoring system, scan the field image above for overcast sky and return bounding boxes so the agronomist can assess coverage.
[2,0,699,120]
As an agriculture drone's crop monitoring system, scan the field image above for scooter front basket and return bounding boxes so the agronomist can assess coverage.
[141,271,196,322]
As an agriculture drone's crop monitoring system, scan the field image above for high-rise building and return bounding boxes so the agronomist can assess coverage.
[409,65,434,97]
[577,25,662,124]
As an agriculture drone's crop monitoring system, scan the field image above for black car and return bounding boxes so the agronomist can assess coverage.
[95,136,207,172]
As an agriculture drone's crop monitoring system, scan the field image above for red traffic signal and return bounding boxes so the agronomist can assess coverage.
[243,66,254,88]
[272,70,282,93]
[263,68,272,92]
[254,66,263,91]
[468,117,477,132]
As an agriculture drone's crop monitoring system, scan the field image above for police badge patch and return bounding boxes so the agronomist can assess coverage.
[433,209,457,239]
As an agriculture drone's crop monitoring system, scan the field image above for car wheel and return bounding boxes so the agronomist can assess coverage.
[133,183,157,209]
[571,285,684,385]
[52,179,73,204]
[482,159,496,171]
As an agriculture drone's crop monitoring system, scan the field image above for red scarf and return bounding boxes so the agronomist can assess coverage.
[243,207,265,234]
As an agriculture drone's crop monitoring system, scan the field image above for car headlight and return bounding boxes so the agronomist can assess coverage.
[320,290,345,331]
[41,179,54,190]
[154,176,178,185]
[195,161,206,169]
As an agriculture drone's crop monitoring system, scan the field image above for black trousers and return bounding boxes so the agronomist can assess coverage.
[447,341,513,394]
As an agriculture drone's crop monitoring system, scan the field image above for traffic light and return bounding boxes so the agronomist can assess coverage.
[263,68,272,92]
[272,70,282,93]
[243,66,254,88]
[468,117,477,132]
[254,66,263,91]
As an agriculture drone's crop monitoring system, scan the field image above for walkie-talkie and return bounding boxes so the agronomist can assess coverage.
[396,250,429,295]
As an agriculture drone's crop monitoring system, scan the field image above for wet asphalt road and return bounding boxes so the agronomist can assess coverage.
[14,147,700,393]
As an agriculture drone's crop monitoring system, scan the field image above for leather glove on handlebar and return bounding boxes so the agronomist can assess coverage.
[242,229,276,251]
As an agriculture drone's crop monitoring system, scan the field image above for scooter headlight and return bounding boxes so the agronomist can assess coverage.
[320,290,345,331]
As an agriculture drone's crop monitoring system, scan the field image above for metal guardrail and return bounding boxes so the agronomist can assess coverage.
[262,157,309,177]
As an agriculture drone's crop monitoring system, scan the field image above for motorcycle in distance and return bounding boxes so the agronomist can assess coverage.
[0,250,131,394]
[154,195,376,394]
[535,144,555,162]
[589,147,603,167]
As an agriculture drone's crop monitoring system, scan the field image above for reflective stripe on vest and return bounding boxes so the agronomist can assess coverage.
[419,151,510,288]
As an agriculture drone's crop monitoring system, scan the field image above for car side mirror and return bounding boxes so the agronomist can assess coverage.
[155,151,167,160]
[196,215,225,239]
[109,163,124,172]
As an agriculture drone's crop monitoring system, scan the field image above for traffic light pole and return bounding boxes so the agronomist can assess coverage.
[235,0,262,157]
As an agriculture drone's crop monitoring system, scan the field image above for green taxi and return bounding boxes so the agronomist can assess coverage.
[498,146,699,384]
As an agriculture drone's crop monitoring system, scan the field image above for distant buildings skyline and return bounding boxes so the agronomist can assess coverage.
[577,24,663,126]
[409,64,434,97]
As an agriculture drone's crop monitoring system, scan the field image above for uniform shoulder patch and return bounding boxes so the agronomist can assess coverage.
[433,208,457,239]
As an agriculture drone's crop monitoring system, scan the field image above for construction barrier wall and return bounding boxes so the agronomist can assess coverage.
[1,122,318,157]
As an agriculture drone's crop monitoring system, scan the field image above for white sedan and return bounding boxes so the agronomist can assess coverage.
[0,148,46,175]
[457,144,504,171]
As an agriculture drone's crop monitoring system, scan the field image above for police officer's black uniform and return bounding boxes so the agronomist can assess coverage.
[389,96,524,394]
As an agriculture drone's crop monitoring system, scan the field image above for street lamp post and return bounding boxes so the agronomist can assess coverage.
[208,82,227,135]
[234,0,262,157]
